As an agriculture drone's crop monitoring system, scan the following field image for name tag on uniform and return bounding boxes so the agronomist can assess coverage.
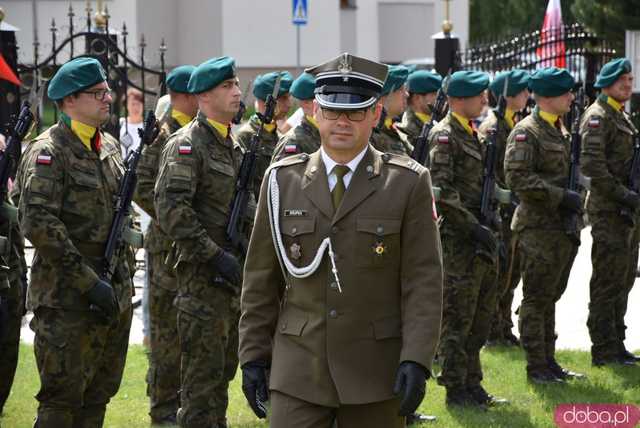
[284,209,307,217]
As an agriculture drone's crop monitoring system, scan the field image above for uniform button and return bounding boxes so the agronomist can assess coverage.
[329,309,338,318]
[292,227,298,234]
[331,226,339,234]
[330,281,338,290]
[376,226,384,234]
[280,322,287,331]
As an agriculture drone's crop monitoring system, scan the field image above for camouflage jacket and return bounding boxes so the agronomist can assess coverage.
[234,114,281,200]
[15,120,132,312]
[155,112,252,311]
[478,109,512,189]
[0,200,27,304]
[134,114,185,254]
[396,108,427,148]
[370,122,413,157]
[580,96,638,214]
[505,109,573,232]
[428,112,488,235]
[271,115,321,163]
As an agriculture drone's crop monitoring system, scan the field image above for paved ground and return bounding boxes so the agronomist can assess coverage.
[19,226,640,351]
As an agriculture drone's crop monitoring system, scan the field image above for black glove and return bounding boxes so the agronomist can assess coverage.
[242,360,269,419]
[470,224,497,254]
[213,250,242,287]
[621,191,640,210]
[559,190,583,214]
[85,279,118,321]
[393,361,427,416]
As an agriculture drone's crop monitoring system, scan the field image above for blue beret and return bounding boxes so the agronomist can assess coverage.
[407,70,442,94]
[529,67,575,96]
[253,71,294,101]
[490,70,530,97]
[290,72,316,100]
[47,57,107,101]
[595,58,632,89]
[167,65,196,93]
[446,71,490,97]
[188,56,236,94]
[381,65,409,96]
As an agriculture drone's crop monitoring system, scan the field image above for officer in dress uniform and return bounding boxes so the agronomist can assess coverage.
[238,53,443,428]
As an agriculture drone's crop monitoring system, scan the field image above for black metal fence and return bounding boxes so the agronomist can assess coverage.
[461,23,616,89]
[13,4,167,137]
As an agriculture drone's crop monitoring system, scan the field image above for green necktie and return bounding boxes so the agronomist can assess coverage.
[331,165,351,210]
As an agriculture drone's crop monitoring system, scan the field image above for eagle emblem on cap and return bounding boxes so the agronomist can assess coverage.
[338,53,352,82]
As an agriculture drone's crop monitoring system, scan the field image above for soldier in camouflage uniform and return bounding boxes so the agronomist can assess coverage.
[396,70,442,148]
[235,71,293,201]
[15,57,133,427]
[478,70,530,346]
[580,58,640,366]
[135,65,198,424]
[155,57,250,428]
[504,67,584,383]
[371,65,412,156]
[271,72,320,162]
[429,71,506,408]
[0,209,27,414]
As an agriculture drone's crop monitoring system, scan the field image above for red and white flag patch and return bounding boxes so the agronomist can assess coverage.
[284,144,298,154]
[515,133,527,142]
[437,135,449,144]
[178,145,192,155]
[36,154,52,165]
[432,198,439,221]
[588,118,601,128]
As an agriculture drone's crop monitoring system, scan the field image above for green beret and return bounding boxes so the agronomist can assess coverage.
[290,72,316,100]
[595,58,632,89]
[381,65,409,96]
[446,71,489,97]
[407,70,442,94]
[490,70,530,97]
[529,67,575,97]
[188,56,236,94]
[47,57,107,101]
[167,65,196,93]
[253,71,294,100]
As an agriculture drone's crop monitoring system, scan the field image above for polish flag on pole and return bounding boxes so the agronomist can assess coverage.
[537,0,566,68]
[0,53,21,86]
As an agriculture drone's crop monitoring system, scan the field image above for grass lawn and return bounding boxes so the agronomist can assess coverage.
[1,344,638,427]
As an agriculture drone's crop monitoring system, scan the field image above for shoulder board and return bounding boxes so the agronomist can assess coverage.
[270,152,310,169]
[515,133,528,142]
[382,153,423,174]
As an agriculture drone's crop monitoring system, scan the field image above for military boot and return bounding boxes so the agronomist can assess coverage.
[527,367,565,384]
[406,412,437,425]
[445,387,486,409]
[467,384,509,406]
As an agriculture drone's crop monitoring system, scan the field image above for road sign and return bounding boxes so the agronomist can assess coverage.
[292,0,308,25]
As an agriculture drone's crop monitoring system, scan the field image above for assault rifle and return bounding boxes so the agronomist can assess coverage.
[621,132,640,226]
[101,110,158,282]
[226,75,281,255]
[412,73,450,167]
[564,86,586,242]
[0,102,34,201]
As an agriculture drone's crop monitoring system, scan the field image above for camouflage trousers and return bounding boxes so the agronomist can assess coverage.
[490,215,522,340]
[517,229,578,372]
[175,264,239,428]
[0,272,26,412]
[587,213,640,360]
[146,250,180,421]
[31,306,132,428]
[437,230,498,389]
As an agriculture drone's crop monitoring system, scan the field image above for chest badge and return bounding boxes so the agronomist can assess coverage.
[373,240,386,256]
[290,243,302,260]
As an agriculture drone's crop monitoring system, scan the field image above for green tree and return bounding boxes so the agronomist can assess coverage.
[572,0,640,54]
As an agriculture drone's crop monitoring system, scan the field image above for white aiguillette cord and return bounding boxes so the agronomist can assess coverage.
[267,168,342,292]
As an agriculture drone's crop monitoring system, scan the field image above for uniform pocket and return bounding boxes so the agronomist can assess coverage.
[166,162,192,192]
[355,217,401,268]
[372,314,402,340]
[278,305,308,337]
[280,217,317,267]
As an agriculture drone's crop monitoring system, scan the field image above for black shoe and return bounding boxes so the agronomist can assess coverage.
[151,414,177,425]
[548,360,585,380]
[446,388,487,409]
[503,332,520,347]
[467,384,509,406]
[406,412,437,425]
[592,355,636,367]
[527,368,565,384]
[217,420,228,428]
[620,350,640,363]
